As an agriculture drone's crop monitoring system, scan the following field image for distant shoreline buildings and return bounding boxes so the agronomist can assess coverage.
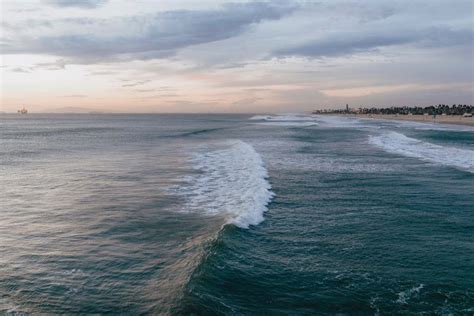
[313,104,473,116]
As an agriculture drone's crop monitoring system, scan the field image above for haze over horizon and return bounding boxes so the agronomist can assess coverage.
[1,0,473,113]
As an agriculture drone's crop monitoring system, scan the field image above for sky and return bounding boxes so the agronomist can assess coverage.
[0,0,473,113]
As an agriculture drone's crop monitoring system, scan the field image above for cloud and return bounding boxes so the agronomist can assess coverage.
[3,2,299,62]
[134,87,173,93]
[121,79,152,87]
[276,34,409,58]
[60,94,87,98]
[1,1,472,112]
[10,67,31,73]
[33,59,67,70]
[275,27,473,58]
[43,0,108,9]
[134,88,157,93]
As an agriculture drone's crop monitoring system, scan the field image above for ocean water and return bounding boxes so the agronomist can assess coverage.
[0,113,473,315]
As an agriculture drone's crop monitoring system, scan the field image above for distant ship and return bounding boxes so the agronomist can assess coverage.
[17,107,28,114]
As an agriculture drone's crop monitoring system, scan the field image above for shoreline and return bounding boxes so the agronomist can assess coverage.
[333,114,474,126]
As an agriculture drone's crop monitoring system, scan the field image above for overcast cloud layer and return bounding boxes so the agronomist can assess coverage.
[1,0,473,113]
[44,0,108,9]
[3,2,299,61]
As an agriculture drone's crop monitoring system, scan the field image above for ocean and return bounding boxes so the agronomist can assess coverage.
[0,114,473,315]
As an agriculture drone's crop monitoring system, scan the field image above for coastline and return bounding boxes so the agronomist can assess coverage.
[337,114,474,126]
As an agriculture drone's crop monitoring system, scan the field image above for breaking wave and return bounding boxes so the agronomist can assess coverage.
[369,132,474,173]
[396,284,424,305]
[312,115,375,129]
[257,121,318,127]
[179,140,274,229]
[392,120,474,132]
[250,114,318,127]
[249,114,315,121]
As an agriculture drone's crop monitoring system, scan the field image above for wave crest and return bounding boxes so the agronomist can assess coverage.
[369,132,474,173]
[180,140,274,229]
[250,114,318,127]
[250,114,315,121]
[396,284,424,304]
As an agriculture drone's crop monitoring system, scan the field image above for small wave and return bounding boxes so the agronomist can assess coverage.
[162,127,229,138]
[369,132,474,173]
[393,120,474,132]
[249,115,272,120]
[3,127,115,138]
[0,296,28,316]
[250,114,318,127]
[179,140,274,229]
[257,122,318,127]
[312,115,373,128]
[396,284,424,304]
[249,114,315,122]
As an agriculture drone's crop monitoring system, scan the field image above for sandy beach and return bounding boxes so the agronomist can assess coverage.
[351,114,474,126]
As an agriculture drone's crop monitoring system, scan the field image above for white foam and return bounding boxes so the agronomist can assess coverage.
[249,115,272,120]
[369,132,474,173]
[396,284,424,304]
[179,140,274,229]
[250,114,315,121]
[257,121,318,127]
[256,140,400,173]
[312,115,374,129]
[250,114,318,127]
[394,120,474,132]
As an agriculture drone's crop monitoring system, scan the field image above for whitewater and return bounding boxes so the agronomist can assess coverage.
[178,140,274,228]
[369,131,474,173]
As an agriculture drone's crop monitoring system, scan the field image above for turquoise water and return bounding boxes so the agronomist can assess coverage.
[0,114,473,315]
